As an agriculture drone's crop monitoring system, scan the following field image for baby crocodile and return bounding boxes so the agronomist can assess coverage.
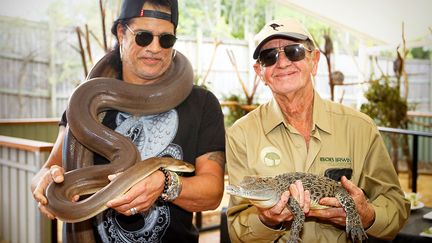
[226,172,367,243]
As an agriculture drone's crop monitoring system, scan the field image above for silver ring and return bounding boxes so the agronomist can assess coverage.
[130,207,138,215]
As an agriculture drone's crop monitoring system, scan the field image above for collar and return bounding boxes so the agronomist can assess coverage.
[312,91,332,135]
[262,98,286,135]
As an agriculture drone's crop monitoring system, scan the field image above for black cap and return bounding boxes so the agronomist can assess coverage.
[112,0,178,35]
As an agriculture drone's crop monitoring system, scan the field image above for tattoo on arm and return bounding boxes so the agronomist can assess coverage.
[207,151,226,171]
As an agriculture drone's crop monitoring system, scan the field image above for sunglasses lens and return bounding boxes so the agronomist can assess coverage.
[159,34,177,48]
[284,45,306,62]
[135,32,176,49]
[258,49,278,67]
[135,31,153,47]
[258,44,308,66]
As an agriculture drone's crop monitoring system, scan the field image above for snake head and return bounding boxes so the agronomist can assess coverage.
[157,157,195,173]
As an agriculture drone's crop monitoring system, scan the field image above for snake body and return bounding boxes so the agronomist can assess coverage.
[45,50,195,223]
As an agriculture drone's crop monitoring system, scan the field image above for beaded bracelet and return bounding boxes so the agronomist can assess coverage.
[158,167,170,202]
[158,168,182,202]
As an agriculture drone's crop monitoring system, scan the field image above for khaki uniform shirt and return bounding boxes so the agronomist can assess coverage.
[226,92,410,243]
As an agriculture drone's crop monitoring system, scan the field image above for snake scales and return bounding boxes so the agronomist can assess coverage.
[45,50,195,226]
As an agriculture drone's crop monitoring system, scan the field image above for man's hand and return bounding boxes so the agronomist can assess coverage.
[308,176,375,228]
[32,165,79,219]
[106,170,165,215]
[257,180,311,228]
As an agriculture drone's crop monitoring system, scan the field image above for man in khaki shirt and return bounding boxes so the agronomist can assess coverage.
[226,18,410,243]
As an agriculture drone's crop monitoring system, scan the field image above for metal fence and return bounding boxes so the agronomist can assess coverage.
[379,112,432,174]
[408,112,432,166]
[0,136,54,243]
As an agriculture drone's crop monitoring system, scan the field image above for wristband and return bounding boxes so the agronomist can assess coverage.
[158,167,170,201]
[159,168,182,202]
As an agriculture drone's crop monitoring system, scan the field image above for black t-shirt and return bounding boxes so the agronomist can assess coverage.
[61,85,225,243]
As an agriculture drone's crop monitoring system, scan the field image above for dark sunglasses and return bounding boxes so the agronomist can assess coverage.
[258,44,311,67]
[125,24,177,49]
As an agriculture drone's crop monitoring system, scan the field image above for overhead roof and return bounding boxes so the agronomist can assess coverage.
[277,0,432,48]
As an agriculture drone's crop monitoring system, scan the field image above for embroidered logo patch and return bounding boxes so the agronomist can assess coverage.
[260,146,282,167]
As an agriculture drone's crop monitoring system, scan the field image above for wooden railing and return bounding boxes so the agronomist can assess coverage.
[0,135,54,243]
[0,118,60,143]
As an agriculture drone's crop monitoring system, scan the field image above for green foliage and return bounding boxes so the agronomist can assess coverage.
[223,94,247,127]
[360,76,408,128]
[410,47,431,60]
[274,6,328,38]
[178,0,268,39]
[220,0,268,38]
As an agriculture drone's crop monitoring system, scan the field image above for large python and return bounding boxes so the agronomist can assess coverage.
[45,50,195,240]
[227,172,368,243]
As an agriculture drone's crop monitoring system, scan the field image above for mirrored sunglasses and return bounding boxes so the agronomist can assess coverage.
[258,44,311,67]
[125,24,177,49]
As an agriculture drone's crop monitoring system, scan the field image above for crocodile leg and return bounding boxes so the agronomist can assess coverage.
[335,188,367,242]
[286,197,305,243]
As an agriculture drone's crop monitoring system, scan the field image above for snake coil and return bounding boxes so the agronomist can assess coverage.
[45,50,195,223]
